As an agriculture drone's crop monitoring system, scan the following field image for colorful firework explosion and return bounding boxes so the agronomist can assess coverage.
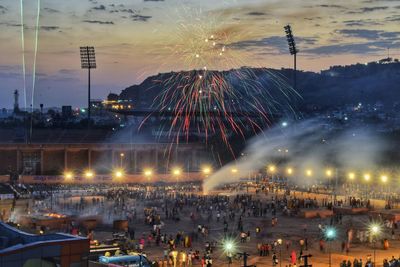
[144,6,299,149]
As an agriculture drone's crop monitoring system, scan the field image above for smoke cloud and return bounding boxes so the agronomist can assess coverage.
[203,118,389,192]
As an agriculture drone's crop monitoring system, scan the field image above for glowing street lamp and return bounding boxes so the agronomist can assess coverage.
[325,227,336,240]
[268,165,276,173]
[172,168,182,184]
[64,171,74,181]
[113,169,124,179]
[172,168,182,176]
[370,224,381,236]
[286,168,293,175]
[306,169,313,177]
[369,223,382,266]
[380,175,388,183]
[348,172,355,180]
[223,239,236,266]
[225,241,234,251]
[119,152,125,167]
[325,227,337,267]
[325,169,332,177]
[231,168,238,174]
[85,170,94,179]
[144,169,153,177]
[202,166,212,175]
[364,173,371,182]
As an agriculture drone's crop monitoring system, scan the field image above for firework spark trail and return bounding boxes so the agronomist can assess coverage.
[31,0,41,112]
[20,0,26,110]
[143,6,300,155]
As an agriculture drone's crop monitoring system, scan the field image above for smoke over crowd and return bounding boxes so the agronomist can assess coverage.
[204,119,390,192]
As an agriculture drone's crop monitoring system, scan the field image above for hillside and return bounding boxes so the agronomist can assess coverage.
[115,60,400,112]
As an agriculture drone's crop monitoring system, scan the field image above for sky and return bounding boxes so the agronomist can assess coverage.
[0,0,399,108]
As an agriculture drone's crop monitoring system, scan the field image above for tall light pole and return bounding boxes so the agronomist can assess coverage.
[284,25,298,91]
[268,165,276,183]
[172,168,182,185]
[80,46,96,123]
[120,153,125,168]
[363,173,371,200]
[325,169,334,204]
[223,239,236,267]
[325,227,337,267]
[370,223,381,267]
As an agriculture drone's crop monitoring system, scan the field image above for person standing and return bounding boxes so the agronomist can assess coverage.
[291,250,297,265]
[272,252,278,266]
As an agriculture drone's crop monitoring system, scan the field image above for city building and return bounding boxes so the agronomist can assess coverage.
[0,222,89,267]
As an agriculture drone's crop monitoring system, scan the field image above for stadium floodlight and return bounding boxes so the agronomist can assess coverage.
[284,25,298,91]
[80,46,96,122]
[64,171,74,180]
[202,166,212,175]
[172,168,182,176]
[113,169,124,179]
[85,170,94,179]
[144,169,153,179]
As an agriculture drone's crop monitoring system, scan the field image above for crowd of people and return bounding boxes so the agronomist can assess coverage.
[7,181,400,266]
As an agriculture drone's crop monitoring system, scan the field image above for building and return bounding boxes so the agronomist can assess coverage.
[61,106,73,118]
[0,222,89,267]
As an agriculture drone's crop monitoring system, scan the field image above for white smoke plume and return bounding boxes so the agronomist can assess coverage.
[203,118,389,192]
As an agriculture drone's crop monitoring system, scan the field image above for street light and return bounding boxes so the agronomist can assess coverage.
[172,168,182,184]
[287,168,293,175]
[113,169,124,179]
[268,165,276,173]
[85,170,94,179]
[144,169,153,178]
[306,169,313,177]
[348,172,355,180]
[119,152,125,167]
[325,227,337,267]
[380,174,389,200]
[369,223,382,266]
[325,169,332,177]
[222,239,236,266]
[202,166,212,175]
[231,168,238,174]
[172,168,182,176]
[268,165,277,183]
[64,171,74,181]
[363,173,371,199]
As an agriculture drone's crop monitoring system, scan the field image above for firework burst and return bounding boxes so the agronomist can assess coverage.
[143,6,299,150]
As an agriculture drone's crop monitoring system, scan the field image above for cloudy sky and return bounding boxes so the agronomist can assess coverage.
[0,0,399,108]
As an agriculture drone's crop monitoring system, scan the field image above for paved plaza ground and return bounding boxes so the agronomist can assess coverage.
[8,184,400,267]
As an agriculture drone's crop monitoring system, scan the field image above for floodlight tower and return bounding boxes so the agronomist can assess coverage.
[80,46,97,122]
[284,25,298,91]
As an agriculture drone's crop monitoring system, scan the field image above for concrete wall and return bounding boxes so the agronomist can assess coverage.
[0,151,17,174]
[42,150,64,175]
[0,143,210,176]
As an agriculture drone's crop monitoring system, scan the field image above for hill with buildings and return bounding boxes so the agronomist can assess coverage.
[115,59,400,112]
